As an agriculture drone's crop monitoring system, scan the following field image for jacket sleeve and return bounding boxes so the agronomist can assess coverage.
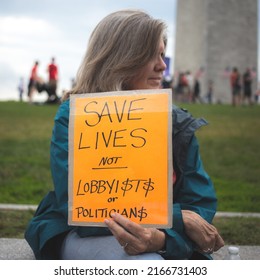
[24,101,72,259]
[50,100,70,216]
[162,135,217,259]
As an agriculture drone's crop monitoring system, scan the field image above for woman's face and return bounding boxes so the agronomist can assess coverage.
[127,39,167,90]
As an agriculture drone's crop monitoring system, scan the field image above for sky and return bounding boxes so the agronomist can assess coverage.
[0,0,177,101]
[1,0,260,102]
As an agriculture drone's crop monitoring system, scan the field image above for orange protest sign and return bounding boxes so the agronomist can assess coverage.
[68,89,173,228]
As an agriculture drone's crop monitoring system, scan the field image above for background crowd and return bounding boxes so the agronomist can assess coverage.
[162,67,260,106]
[18,59,260,106]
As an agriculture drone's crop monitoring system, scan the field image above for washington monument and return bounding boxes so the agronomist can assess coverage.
[174,0,258,103]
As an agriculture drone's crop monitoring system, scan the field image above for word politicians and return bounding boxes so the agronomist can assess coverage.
[75,206,147,222]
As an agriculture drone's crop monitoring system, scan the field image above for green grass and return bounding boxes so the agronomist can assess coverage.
[0,101,260,243]
[0,102,57,204]
[1,209,259,245]
[181,103,260,212]
[0,210,35,238]
[213,216,260,245]
[0,101,260,211]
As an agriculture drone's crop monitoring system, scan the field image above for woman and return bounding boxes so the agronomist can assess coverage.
[25,9,224,260]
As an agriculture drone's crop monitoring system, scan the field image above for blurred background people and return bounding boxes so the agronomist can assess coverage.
[18,77,24,102]
[206,80,214,104]
[27,61,39,103]
[242,68,253,106]
[192,78,203,103]
[230,67,241,106]
[46,57,59,103]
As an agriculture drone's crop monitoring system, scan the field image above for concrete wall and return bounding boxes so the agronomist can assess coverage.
[175,0,208,76]
[174,0,258,103]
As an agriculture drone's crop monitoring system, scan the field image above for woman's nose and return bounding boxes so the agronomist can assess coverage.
[156,56,167,72]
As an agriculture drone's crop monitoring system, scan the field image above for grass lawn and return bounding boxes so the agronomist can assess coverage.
[1,101,259,211]
[0,101,260,241]
[1,209,259,245]
[0,102,56,204]
[182,103,260,212]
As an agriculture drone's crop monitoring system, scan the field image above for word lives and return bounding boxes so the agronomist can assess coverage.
[77,98,148,150]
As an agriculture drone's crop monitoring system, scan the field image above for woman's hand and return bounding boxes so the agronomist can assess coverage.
[104,213,165,255]
[182,210,225,254]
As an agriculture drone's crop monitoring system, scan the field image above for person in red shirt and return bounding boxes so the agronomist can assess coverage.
[28,61,39,103]
[47,57,59,102]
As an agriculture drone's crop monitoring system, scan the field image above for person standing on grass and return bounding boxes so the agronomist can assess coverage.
[206,80,214,104]
[46,57,59,102]
[25,9,224,260]
[230,67,241,106]
[192,78,203,104]
[27,60,39,103]
[18,77,24,102]
[242,68,253,106]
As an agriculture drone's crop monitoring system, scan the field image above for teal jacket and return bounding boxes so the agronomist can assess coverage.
[25,100,217,259]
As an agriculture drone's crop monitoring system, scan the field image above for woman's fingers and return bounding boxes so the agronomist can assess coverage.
[104,214,137,246]
[214,232,225,251]
[104,216,146,255]
[182,210,225,253]
[104,213,165,255]
[109,213,143,236]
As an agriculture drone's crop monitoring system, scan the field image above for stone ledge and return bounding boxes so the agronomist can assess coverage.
[212,245,260,260]
[0,238,259,260]
[0,238,35,260]
[1,204,260,218]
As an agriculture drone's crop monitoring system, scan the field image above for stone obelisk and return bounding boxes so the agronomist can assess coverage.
[174,0,258,103]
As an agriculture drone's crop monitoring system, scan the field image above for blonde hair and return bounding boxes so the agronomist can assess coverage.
[64,9,167,100]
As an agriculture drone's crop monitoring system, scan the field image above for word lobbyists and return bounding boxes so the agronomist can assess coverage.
[76,177,155,198]
[78,97,148,149]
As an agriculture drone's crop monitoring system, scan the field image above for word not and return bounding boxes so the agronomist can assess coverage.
[76,178,155,198]
[99,156,122,165]
[92,156,126,170]
[75,206,148,221]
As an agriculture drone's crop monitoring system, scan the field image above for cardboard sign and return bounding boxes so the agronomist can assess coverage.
[68,89,173,228]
